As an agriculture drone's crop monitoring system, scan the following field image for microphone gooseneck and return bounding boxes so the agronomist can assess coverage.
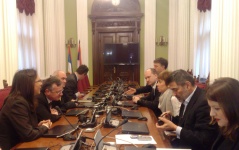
[95,118,128,150]
[55,106,79,138]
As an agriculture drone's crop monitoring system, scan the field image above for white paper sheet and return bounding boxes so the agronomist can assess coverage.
[115,134,156,144]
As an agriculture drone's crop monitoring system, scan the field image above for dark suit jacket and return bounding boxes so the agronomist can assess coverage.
[135,84,152,95]
[0,96,48,150]
[136,86,162,117]
[211,129,239,150]
[51,99,76,113]
[171,87,218,150]
[36,93,61,123]
[62,73,78,102]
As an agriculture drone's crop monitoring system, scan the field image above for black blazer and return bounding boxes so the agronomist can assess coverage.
[36,93,61,123]
[51,99,76,113]
[135,84,152,95]
[62,73,78,102]
[0,96,48,150]
[171,87,218,150]
[137,86,161,117]
[211,129,239,150]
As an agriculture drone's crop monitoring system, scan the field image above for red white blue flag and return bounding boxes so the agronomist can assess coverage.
[77,40,90,92]
[67,46,73,74]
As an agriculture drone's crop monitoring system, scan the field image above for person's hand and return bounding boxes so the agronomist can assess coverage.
[38,120,49,126]
[50,108,59,115]
[124,87,136,95]
[155,117,177,131]
[132,96,140,103]
[41,120,52,129]
[76,92,84,99]
[160,111,172,120]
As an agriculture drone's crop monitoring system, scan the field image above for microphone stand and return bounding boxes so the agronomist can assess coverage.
[55,106,80,138]
[95,118,128,150]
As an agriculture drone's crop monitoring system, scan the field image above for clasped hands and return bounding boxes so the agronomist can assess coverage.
[156,111,177,131]
[50,108,59,115]
[38,119,52,129]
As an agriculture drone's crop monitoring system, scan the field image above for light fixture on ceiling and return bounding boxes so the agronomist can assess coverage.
[112,0,120,6]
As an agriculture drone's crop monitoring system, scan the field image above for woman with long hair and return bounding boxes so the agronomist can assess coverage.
[0,69,52,150]
[207,77,239,149]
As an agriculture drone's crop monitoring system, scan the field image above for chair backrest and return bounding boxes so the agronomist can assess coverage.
[0,87,11,110]
[3,80,8,88]
[77,80,84,92]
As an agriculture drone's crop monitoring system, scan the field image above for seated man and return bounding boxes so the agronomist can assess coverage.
[62,65,89,103]
[51,70,77,112]
[132,68,161,117]
[125,57,168,95]
[36,77,62,123]
[156,69,218,150]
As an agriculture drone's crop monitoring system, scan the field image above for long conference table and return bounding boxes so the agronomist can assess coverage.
[14,82,171,150]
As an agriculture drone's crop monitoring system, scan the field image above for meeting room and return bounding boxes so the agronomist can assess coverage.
[0,0,239,150]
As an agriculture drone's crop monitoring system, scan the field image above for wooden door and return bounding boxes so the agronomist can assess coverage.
[94,32,136,84]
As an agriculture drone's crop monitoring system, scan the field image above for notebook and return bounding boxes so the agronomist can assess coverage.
[121,110,142,119]
[65,109,89,116]
[83,102,96,108]
[43,124,78,138]
[121,101,137,107]
[94,130,117,150]
[60,130,83,150]
[122,122,149,135]
[124,147,155,150]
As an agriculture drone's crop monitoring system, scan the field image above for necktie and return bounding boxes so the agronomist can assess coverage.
[48,102,52,109]
[178,103,185,125]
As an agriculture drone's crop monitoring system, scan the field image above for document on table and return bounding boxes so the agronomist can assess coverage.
[115,134,156,144]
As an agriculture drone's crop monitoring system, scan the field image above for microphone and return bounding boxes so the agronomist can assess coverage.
[95,118,128,150]
[55,106,79,138]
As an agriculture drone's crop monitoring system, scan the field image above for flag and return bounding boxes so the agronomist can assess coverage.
[67,46,73,74]
[77,40,90,92]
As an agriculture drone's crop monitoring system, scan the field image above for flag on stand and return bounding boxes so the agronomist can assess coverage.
[67,46,73,74]
[77,40,90,92]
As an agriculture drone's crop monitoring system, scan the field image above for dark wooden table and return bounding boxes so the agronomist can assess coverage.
[14,83,171,150]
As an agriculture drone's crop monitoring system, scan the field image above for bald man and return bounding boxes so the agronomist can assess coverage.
[51,70,77,112]
[52,70,67,87]
[132,68,161,117]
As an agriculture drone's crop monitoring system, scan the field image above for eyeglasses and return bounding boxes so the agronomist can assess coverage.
[50,90,63,95]
[35,79,42,83]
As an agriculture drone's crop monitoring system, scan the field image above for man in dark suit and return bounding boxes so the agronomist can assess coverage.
[62,65,89,103]
[36,77,62,123]
[156,69,218,150]
[51,70,77,112]
[132,68,161,117]
[125,57,168,95]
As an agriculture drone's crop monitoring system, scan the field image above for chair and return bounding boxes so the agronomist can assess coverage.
[77,80,84,93]
[0,87,11,110]
[3,80,8,88]
[78,75,91,93]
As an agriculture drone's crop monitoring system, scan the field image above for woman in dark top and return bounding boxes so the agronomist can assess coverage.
[207,77,239,150]
[0,69,52,150]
